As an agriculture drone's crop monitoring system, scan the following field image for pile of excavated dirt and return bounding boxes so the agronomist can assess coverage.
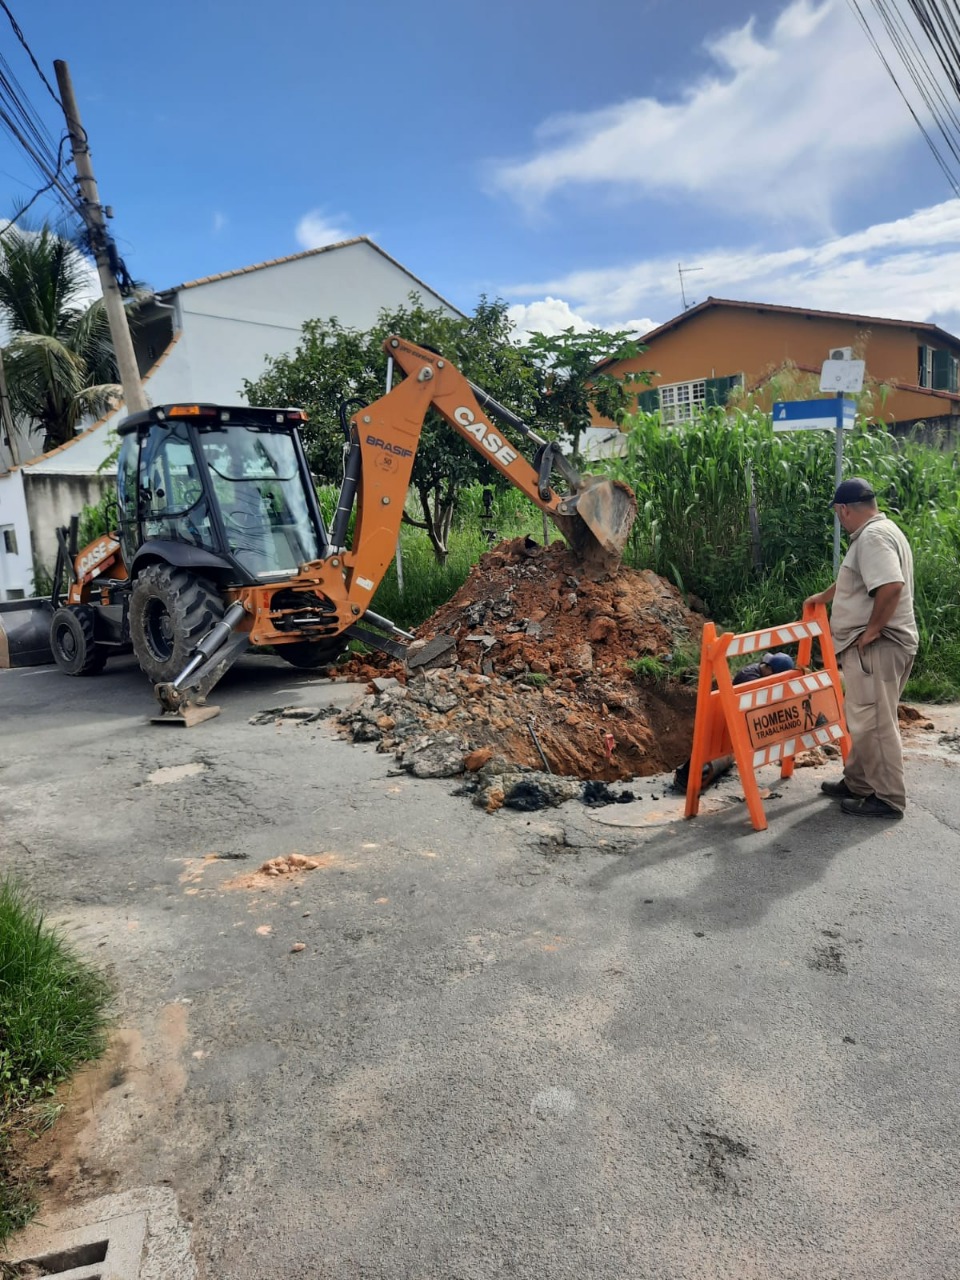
[336,536,704,785]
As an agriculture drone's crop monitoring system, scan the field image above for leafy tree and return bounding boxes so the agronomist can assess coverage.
[244,296,543,561]
[524,328,652,458]
[0,222,120,453]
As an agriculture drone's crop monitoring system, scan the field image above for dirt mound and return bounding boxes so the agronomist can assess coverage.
[338,537,704,782]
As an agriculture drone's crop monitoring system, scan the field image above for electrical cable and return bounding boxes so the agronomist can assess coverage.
[848,0,960,196]
[0,3,85,224]
[0,136,68,236]
[0,0,61,106]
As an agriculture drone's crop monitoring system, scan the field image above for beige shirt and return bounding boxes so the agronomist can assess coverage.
[830,513,918,654]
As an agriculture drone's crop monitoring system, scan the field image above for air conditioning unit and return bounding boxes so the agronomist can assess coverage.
[829,347,853,361]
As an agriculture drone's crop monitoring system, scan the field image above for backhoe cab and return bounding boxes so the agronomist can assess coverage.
[41,337,636,723]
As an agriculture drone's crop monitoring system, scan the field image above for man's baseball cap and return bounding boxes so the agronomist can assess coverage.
[832,477,876,505]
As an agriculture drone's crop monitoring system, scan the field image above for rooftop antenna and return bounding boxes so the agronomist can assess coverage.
[678,263,703,311]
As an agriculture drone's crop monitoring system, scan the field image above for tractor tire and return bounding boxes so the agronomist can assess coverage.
[129,564,224,684]
[276,639,347,670]
[50,605,108,676]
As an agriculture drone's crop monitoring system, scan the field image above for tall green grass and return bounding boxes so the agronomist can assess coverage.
[0,879,110,1245]
[609,408,960,700]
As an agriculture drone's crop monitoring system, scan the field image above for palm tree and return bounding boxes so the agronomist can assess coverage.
[0,221,120,453]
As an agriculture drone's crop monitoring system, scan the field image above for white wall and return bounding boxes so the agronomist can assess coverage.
[0,469,33,599]
[24,471,114,577]
[172,240,460,404]
[4,239,464,563]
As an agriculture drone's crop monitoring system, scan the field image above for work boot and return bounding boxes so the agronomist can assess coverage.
[820,778,858,799]
[840,796,903,819]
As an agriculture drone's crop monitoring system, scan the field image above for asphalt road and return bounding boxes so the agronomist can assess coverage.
[2,654,960,1278]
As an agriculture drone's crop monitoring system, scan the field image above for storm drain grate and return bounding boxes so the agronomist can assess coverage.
[4,1210,145,1279]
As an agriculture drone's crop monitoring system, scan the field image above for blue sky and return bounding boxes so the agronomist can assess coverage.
[3,0,960,345]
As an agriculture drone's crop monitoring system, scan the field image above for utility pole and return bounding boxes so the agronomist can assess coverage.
[53,60,147,414]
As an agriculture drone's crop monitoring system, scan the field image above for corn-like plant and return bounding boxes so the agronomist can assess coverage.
[611,409,960,699]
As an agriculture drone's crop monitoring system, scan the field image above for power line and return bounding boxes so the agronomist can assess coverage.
[0,137,68,236]
[0,2,83,224]
[0,0,61,107]
[848,0,960,196]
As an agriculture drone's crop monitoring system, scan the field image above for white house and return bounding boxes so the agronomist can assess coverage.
[0,237,461,599]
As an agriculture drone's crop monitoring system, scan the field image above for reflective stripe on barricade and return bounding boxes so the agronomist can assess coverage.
[684,602,850,832]
[725,619,823,656]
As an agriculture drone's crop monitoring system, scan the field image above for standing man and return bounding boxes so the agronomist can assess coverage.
[805,477,918,819]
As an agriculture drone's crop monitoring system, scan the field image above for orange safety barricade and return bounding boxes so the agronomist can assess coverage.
[684,603,850,831]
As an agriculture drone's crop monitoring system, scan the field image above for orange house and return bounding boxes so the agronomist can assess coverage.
[596,297,960,431]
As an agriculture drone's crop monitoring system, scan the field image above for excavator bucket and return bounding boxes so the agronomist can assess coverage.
[553,476,638,574]
[0,599,53,668]
[570,475,638,558]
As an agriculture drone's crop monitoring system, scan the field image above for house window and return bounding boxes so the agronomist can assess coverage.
[642,374,744,423]
[660,380,706,424]
[2,528,17,556]
[918,345,959,392]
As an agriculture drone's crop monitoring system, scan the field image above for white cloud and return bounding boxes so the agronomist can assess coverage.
[507,297,594,339]
[507,297,656,341]
[492,0,924,226]
[212,211,227,235]
[294,209,355,250]
[501,198,960,336]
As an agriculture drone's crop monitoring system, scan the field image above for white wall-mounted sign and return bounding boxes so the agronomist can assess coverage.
[819,359,865,393]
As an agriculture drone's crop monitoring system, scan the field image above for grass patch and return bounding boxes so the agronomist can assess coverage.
[0,878,110,1248]
[370,488,540,632]
[626,655,669,687]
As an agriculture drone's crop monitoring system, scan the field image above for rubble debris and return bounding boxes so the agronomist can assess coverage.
[260,854,322,875]
[582,780,638,807]
[222,853,335,889]
[249,705,337,726]
[337,537,702,784]
[898,703,936,732]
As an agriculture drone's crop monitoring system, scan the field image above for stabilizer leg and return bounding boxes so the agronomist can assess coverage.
[152,601,250,725]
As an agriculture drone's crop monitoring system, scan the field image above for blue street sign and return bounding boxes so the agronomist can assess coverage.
[772,398,856,432]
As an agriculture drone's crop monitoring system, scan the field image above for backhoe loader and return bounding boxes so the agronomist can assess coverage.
[2,337,636,723]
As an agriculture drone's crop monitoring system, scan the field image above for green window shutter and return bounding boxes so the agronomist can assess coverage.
[932,348,953,390]
[636,388,660,413]
[704,374,742,408]
[918,345,932,387]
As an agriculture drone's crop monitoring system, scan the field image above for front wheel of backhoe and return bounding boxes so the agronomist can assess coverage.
[50,605,108,676]
[129,564,224,684]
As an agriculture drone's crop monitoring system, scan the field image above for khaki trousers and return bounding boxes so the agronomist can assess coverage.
[839,639,915,812]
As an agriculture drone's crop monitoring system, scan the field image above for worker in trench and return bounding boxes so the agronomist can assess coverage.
[671,652,797,793]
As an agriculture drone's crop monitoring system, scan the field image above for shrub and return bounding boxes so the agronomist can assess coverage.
[610,410,960,700]
[0,879,110,1245]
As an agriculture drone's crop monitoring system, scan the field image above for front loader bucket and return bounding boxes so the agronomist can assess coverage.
[554,476,637,574]
[0,599,53,668]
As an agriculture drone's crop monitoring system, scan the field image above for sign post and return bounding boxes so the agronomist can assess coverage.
[772,395,857,575]
[823,354,864,573]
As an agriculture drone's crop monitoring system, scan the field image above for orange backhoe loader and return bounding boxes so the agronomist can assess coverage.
[9,337,636,723]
